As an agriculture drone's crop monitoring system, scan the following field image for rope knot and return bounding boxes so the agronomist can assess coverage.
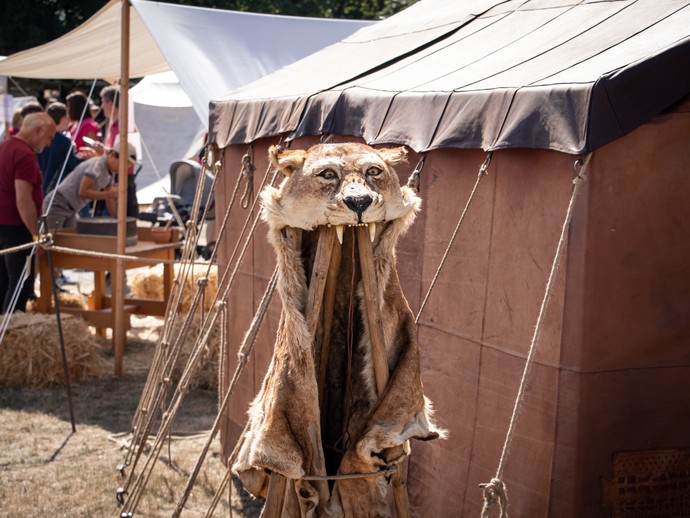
[240,145,256,209]
[196,277,209,288]
[241,153,255,178]
[572,154,592,185]
[479,152,493,176]
[38,232,54,249]
[479,477,508,518]
[406,154,426,193]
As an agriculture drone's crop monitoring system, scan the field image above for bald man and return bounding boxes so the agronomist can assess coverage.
[0,112,56,313]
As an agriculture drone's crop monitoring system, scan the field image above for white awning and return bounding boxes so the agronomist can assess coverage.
[0,0,373,124]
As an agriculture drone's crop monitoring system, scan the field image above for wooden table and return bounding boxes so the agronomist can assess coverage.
[36,227,180,374]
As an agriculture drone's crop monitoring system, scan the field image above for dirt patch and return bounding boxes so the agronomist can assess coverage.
[0,316,263,517]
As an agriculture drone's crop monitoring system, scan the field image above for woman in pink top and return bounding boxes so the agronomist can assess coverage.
[66,91,100,152]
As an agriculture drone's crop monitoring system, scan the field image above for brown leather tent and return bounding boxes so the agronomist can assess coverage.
[208,1,690,516]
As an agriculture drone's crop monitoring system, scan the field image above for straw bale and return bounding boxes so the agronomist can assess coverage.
[54,291,88,309]
[0,312,106,388]
[131,263,218,313]
[170,314,220,391]
[25,291,88,313]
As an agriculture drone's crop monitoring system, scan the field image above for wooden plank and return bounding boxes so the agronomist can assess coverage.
[262,473,287,518]
[318,231,342,407]
[356,227,389,396]
[58,305,136,330]
[356,226,411,518]
[305,226,335,337]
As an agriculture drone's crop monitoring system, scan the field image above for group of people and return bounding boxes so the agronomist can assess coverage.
[0,84,139,314]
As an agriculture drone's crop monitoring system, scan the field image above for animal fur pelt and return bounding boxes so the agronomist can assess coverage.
[233,143,445,517]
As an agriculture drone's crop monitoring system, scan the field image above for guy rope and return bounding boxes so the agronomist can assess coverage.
[118,143,282,516]
[479,153,592,518]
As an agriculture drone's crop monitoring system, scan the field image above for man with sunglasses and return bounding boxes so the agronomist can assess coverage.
[41,138,137,230]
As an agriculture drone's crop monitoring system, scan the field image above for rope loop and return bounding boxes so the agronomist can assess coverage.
[480,151,493,176]
[240,144,256,209]
[406,153,426,193]
[479,477,508,518]
[572,153,592,185]
[116,487,128,506]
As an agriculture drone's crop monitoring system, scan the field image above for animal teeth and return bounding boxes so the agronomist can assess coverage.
[368,222,376,242]
[335,225,344,244]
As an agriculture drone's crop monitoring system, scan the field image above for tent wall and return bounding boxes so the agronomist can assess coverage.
[215,107,690,516]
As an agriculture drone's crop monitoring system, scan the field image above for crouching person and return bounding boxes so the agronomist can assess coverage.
[42,141,137,230]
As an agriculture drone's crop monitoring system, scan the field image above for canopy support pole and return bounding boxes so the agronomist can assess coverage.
[114,0,130,376]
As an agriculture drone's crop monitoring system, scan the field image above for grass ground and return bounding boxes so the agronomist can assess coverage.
[0,316,262,517]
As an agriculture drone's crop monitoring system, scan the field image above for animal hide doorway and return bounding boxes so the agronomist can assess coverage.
[233,143,445,517]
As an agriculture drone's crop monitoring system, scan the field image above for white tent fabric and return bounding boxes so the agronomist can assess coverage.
[0,1,372,200]
[0,1,167,82]
[130,70,205,201]
[130,0,373,123]
[130,70,192,108]
[0,0,373,125]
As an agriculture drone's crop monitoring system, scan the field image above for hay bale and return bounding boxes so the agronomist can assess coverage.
[0,312,106,388]
[25,291,88,313]
[170,315,220,391]
[54,291,88,309]
[131,263,218,314]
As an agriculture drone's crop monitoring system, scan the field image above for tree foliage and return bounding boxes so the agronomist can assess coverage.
[0,0,106,55]
[0,0,418,56]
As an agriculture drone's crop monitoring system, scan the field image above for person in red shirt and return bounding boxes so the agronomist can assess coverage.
[0,112,56,313]
[66,91,101,152]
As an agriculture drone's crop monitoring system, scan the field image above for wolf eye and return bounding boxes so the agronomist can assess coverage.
[366,166,383,177]
[318,169,338,180]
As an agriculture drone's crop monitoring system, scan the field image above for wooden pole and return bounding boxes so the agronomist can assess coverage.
[262,473,287,518]
[113,0,130,376]
[303,226,334,510]
[356,226,411,518]
[318,232,341,407]
[45,245,77,433]
[305,226,335,337]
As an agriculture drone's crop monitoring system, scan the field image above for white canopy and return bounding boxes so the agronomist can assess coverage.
[0,0,372,124]
[0,1,371,200]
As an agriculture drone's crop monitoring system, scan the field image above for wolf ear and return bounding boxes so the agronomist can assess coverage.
[377,146,408,167]
[268,146,307,177]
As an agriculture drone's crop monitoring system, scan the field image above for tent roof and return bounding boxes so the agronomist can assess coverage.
[0,0,372,124]
[209,0,690,154]
[0,0,167,82]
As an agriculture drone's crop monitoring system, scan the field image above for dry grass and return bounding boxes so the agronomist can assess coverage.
[0,316,262,518]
